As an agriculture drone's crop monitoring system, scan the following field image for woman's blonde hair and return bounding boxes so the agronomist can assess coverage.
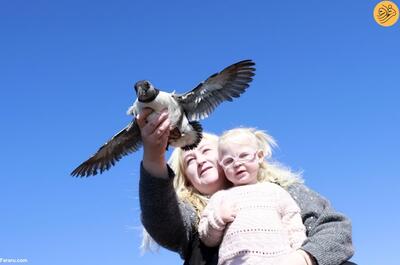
[219,127,302,187]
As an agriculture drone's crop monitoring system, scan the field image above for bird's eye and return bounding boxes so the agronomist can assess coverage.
[144,82,150,89]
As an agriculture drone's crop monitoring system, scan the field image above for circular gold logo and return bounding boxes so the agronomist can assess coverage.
[374,1,399,27]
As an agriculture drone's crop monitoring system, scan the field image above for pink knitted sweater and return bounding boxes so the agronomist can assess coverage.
[198,182,307,265]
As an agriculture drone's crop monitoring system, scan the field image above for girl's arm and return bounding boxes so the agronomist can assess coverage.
[287,183,354,265]
[198,192,235,247]
[274,184,307,250]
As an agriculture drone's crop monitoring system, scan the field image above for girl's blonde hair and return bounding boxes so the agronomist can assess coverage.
[219,127,302,187]
[141,129,302,253]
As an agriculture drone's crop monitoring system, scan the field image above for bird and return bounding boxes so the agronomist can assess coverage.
[71,59,256,177]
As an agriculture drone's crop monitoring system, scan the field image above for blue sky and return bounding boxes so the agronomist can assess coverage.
[1,1,399,264]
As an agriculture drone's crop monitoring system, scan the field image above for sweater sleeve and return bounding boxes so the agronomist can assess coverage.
[274,184,307,250]
[139,162,197,259]
[286,183,354,265]
[198,192,226,247]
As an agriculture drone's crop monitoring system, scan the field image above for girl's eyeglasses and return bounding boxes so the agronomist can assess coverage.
[219,151,258,169]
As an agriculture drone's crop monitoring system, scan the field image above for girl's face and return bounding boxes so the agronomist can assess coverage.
[218,134,263,186]
[182,138,226,195]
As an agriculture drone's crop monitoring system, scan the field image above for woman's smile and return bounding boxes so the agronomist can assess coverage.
[200,166,212,177]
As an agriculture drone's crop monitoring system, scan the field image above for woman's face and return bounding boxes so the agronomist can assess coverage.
[182,138,226,195]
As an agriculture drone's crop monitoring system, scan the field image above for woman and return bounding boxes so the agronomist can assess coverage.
[137,108,355,265]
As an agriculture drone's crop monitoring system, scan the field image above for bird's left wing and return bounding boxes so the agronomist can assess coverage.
[71,120,142,177]
[173,59,255,121]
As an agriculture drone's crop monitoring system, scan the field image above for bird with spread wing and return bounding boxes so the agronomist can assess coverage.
[71,59,256,177]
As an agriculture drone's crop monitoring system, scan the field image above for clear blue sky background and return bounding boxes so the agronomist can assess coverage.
[1,1,399,264]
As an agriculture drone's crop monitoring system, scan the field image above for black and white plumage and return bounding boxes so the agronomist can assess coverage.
[71,59,256,177]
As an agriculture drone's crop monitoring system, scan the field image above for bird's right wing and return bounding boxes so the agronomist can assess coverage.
[71,120,142,177]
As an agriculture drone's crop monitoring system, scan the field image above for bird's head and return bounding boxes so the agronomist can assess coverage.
[134,80,159,102]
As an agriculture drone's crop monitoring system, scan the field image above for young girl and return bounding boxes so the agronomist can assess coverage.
[198,128,312,265]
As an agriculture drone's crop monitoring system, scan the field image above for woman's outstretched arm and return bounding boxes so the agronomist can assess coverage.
[139,163,196,258]
[137,108,196,259]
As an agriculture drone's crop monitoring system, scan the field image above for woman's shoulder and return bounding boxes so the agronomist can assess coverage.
[286,182,327,198]
[286,182,332,210]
